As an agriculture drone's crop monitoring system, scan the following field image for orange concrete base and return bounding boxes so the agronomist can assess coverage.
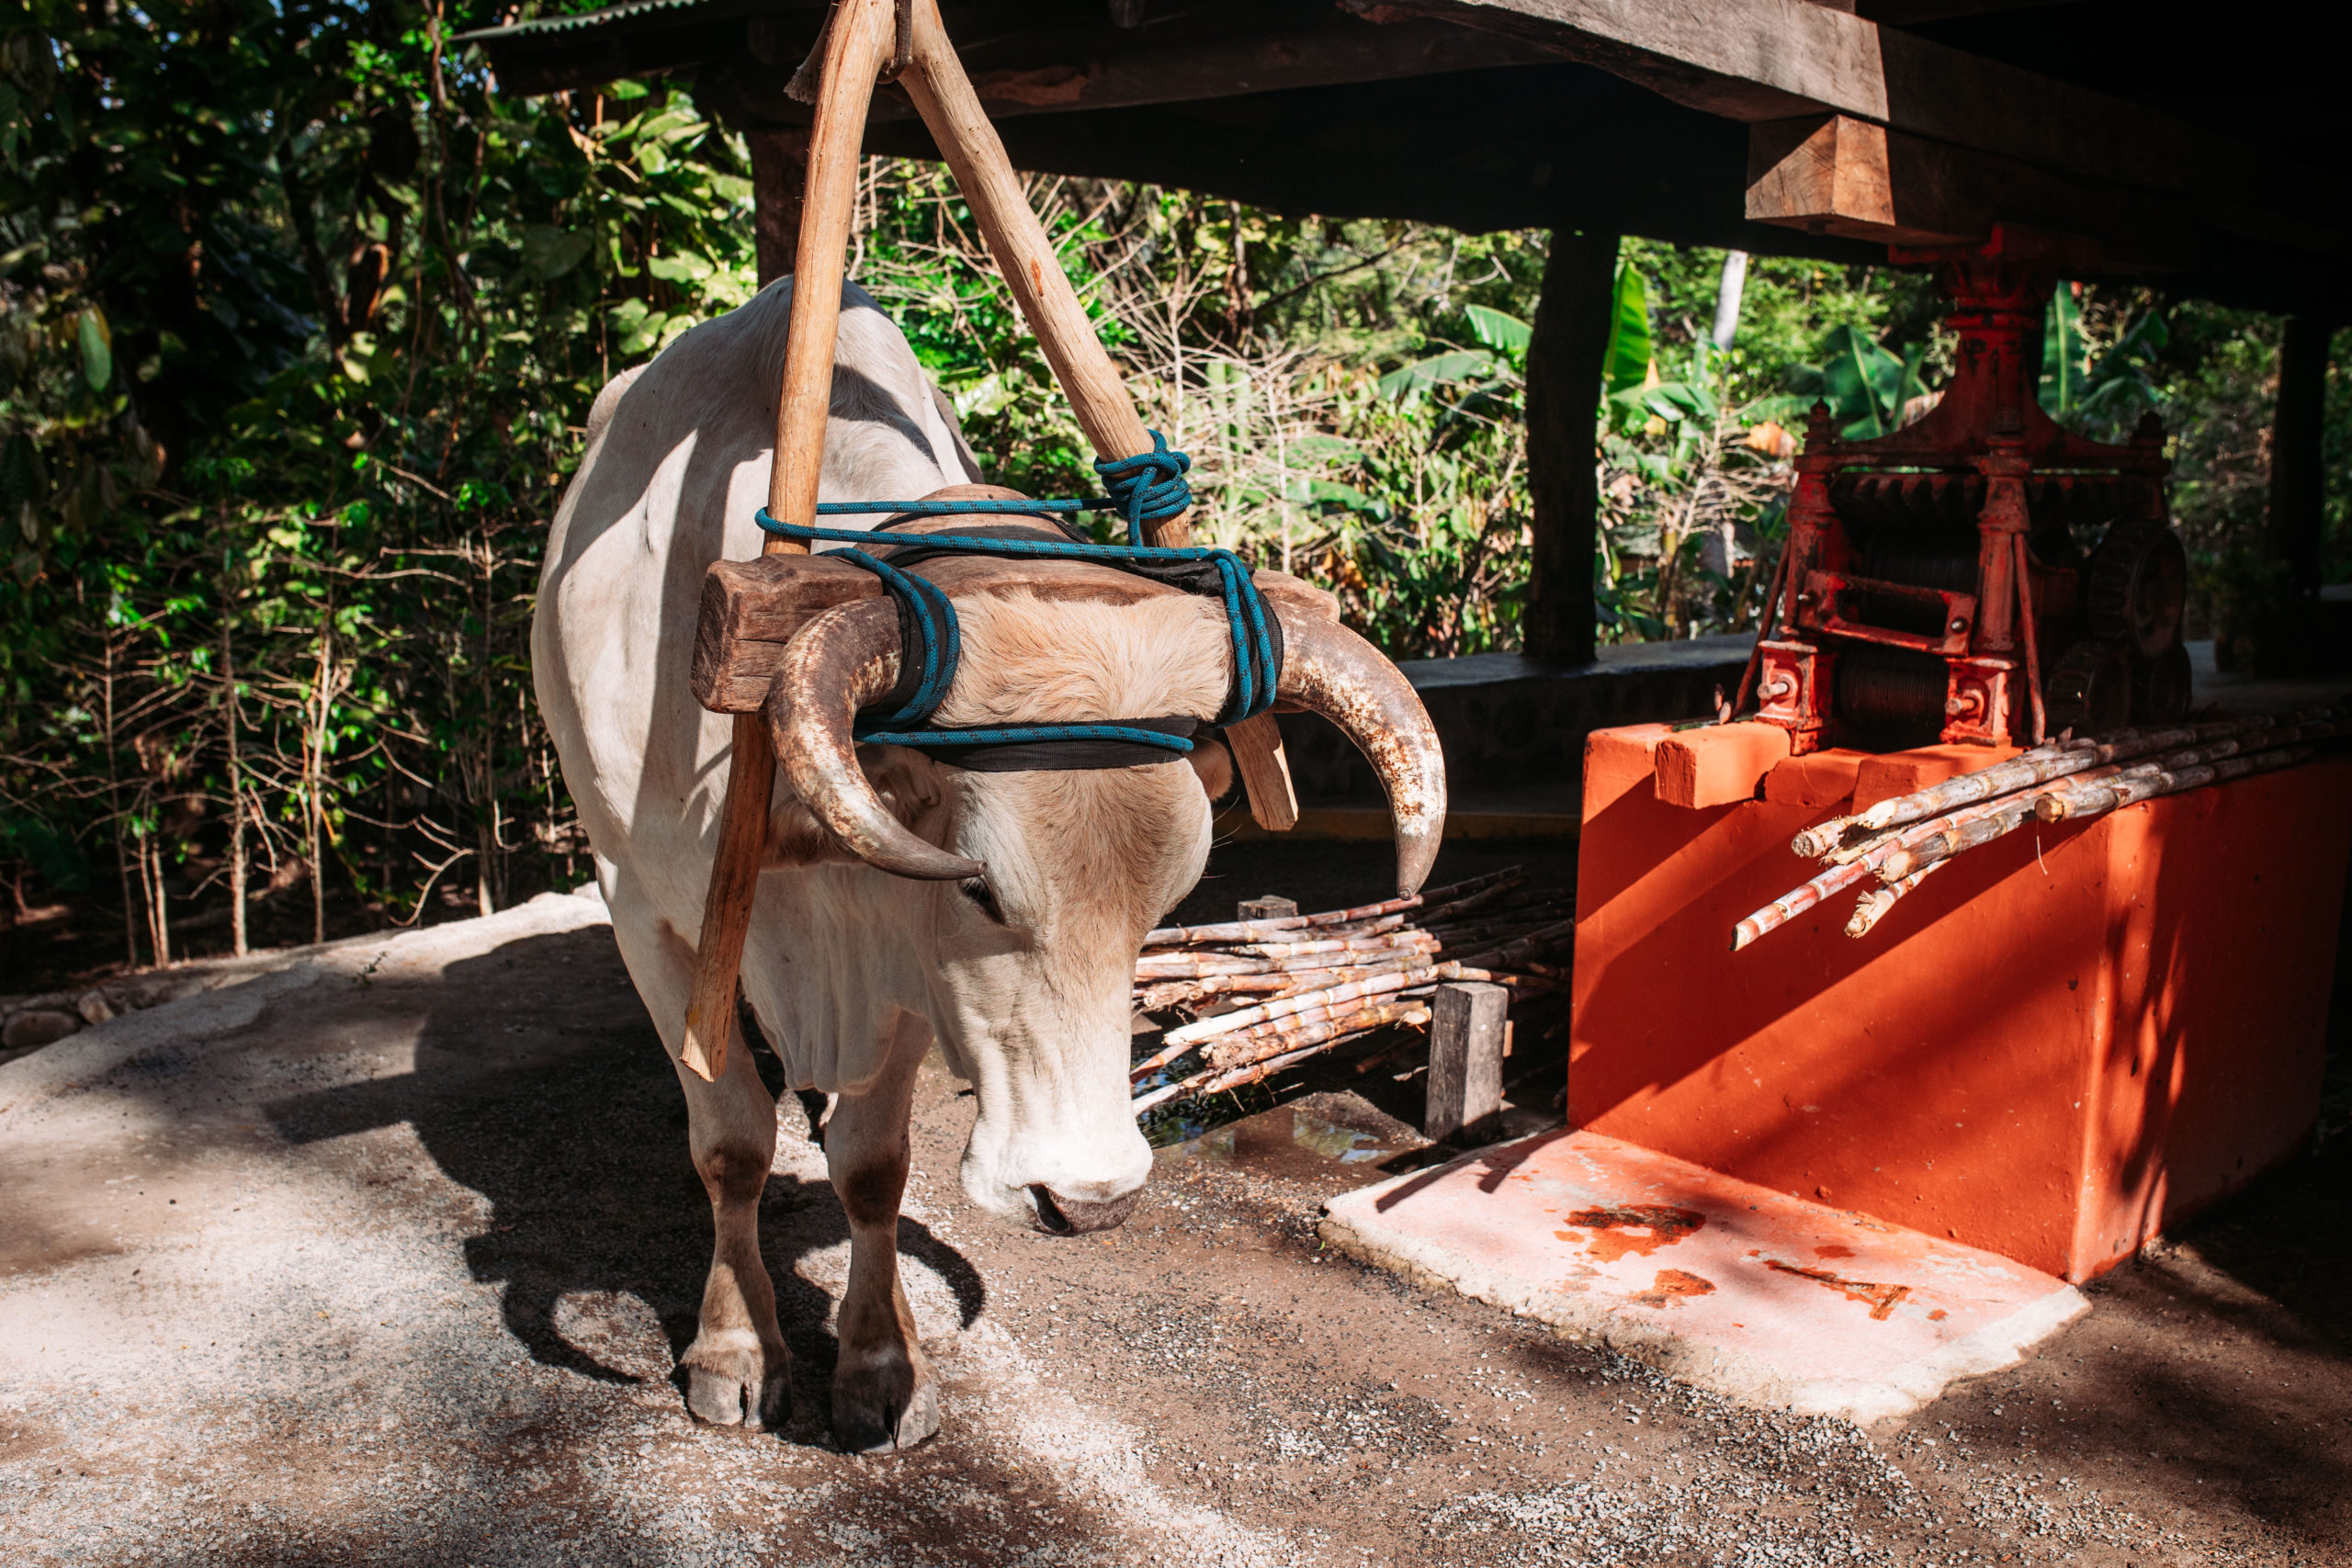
[1321,1127,2086,1422]
[1570,725,2352,1283]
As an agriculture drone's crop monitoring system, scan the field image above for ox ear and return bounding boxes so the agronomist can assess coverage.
[766,750,956,869]
[1186,736,1236,805]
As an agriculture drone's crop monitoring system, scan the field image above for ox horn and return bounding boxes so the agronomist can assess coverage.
[1272,611,1447,896]
[764,598,987,881]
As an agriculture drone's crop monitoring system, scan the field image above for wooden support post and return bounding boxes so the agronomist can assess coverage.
[680,0,898,1084]
[899,0,1298,829]
[2268,313,2331,605]
[1522,228,1617,666]
[746,127,809,288]
[1425,980,1508,1144]
[1238,896,1298,921]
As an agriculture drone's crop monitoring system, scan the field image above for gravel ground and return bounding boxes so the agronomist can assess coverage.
[1,857,2345,1567]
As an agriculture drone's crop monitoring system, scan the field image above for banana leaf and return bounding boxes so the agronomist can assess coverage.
[1601,265,1653,398]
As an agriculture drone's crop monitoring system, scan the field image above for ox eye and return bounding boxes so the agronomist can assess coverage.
[957,877,1007,925]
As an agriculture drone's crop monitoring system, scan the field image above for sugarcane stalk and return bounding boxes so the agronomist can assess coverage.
[1850,716,2295,836]
[1206,998,1433,1069]
[1135,971,1310,1010]
[1451,917,1577,971]
[1790,815,1861,860]
[2035,745,2312,823]
[1413,871,1531,925]
[1142,868,1519,947]
[1193,1023,1422,1098]
[1134,1007,1431,1111]
[1875,800,2039,882]
[1237,931,1442,960]
[1733,792,2025,951]
[1159,962,1461,1047]
[1846,861,1947,939]
[1426,908,1572,944]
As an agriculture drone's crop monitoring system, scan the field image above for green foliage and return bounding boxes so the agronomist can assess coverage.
[1600,264,1652,398]
[1781,324,1928,439]
[1,0,755,960]
[0,3,2318,962]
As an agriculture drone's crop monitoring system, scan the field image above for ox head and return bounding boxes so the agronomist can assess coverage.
[763,531,1443,1235]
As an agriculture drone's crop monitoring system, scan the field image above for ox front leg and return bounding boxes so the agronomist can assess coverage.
[676,1030,796,1431]
[823,1012,939,1453]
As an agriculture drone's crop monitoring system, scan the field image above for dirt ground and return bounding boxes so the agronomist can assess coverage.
[1,838,2346,1567]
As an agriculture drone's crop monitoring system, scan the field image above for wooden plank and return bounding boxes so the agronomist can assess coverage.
[1226,713,1300,831]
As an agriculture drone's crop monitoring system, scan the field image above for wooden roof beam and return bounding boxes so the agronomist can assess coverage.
[1352,0,2352,255]
[713,14,1557,126]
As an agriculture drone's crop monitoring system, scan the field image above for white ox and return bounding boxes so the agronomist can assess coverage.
[533,278,1443,1451]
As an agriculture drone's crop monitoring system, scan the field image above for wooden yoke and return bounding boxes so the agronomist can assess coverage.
[680,0,896,1083]
[679,0,1300,1082]
[894,0,1299,832]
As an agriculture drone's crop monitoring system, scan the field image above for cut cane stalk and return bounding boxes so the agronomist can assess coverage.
[2036,745,2312,823]
[1849,715,2316,836]
[1734,793,2030,951]
[1847,861,1948,939]
[1138,870,1515,948]
[1206,998,1435,1070]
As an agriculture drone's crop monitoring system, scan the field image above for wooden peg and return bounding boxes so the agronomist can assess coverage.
[1426,981,1508,1145]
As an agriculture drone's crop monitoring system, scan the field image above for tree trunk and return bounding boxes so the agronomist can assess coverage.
[1523,229,1618,666]
[1710,250,1749,351]
[223,616,248,957]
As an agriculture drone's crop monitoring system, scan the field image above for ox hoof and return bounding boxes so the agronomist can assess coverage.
[831,1365,940,1454]
[684,1353,792,1431]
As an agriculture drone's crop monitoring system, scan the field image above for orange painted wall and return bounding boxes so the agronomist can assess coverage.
[1568,724,2351,1282]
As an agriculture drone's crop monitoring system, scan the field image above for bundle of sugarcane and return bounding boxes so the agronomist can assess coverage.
[1131,866,1575,1113]
[1734,706,2346,950]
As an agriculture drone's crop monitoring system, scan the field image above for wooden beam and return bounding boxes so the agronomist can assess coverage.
[1360,0,2352,256]
[1522,227,1617,666]
[1746,114,1967,245]
[1342,0,1894,124]
[723,15,1555,126]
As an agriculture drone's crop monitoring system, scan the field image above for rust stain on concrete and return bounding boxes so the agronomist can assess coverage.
[1559,1204,1707,1264]
[1631,1269,1717,1308]
[1766,1258,1912,1321]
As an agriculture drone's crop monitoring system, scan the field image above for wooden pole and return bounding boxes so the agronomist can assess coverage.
[1522,227,1618,665]
[679,0,898,1084]
[898,0,1298,830]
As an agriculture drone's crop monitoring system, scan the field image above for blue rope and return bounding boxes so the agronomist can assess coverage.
[855,723,1196,754]
[755,448,1276,759]
[810,428,1194,547]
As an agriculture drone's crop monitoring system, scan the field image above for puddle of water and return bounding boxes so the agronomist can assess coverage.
[1291,1110,1389,1164]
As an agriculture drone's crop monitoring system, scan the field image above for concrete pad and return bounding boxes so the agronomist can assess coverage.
[1320,1127,2086,1424]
